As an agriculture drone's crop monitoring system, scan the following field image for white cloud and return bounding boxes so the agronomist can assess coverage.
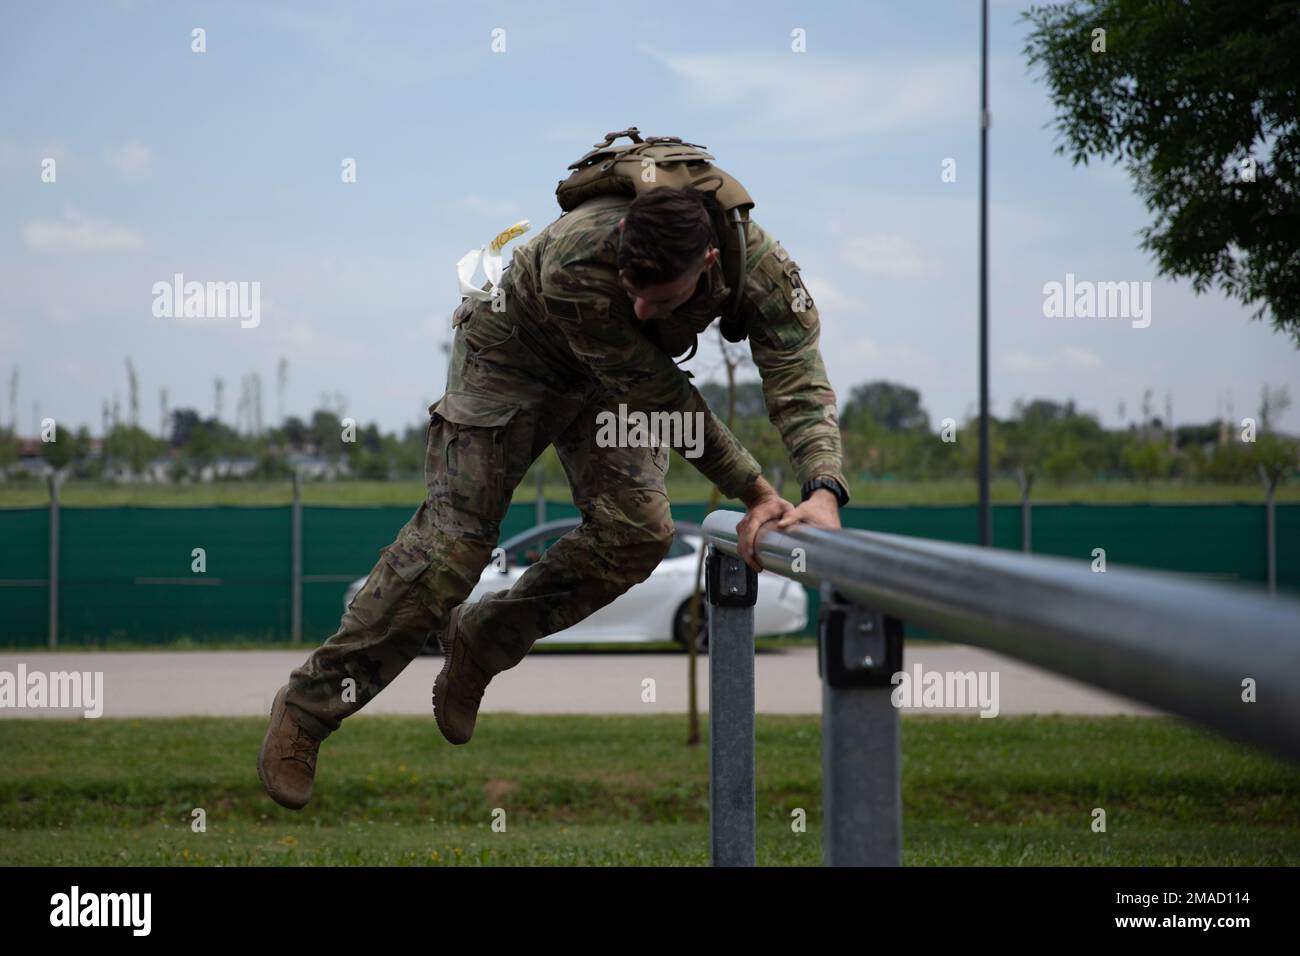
[104,141,153,180]
[798,271,863,314]
[825,196,1057,256]
[1002,350,1052,373]
[21,207,144,254]
[1062,345,1102,370]
[1002,346,1103,374]
[647,49,973,141]
[840,234,938,279]
[0,140,151,181]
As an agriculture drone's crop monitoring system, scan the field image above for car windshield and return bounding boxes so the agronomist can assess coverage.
[506,530,571,567]
[505,525,697,566]
[665,535,696,559]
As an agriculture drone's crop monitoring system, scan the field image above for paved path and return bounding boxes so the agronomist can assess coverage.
[0,646,1160,719]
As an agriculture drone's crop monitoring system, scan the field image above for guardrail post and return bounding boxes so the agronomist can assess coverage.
[818,586,904,866]
[705,544,758,867]
[1260,465,1277,595]
[291,469,302,643]
[1017,467,1033,553]
[48,471,60,648]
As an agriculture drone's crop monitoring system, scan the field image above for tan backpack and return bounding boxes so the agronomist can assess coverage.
[555,127,755,341]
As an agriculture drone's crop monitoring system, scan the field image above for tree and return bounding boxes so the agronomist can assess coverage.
[961,416,1008,481]
[1252,385,1297,489]
[1014,398,1072,428]
[277,357,288,424]
[0,427,16,473]
[104,424,159,476]
[169,409,204,447]
[1044,441,1084,483]
[43,424,74,471]
[72,426,93,462]
[1025,1,1300,342]
[7,368,17,432]
[279,415,310,449]
[311,410,344,456]
[125,358,139,428]
[1258,384,1292,432]
[1123,439,1167,485]
[1252,432,1297,489]
[840,381,929,433]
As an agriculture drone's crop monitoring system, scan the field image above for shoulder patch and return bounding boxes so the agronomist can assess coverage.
[543,294,610,325]
[543,294,582,323]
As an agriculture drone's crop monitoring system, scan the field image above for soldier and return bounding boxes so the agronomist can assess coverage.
[258,131,850,810]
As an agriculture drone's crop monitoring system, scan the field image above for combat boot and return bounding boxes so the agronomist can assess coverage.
[432,605,495,745]
[257,685,321,810]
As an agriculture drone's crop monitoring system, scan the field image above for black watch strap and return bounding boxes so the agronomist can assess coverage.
[801,477,849,508]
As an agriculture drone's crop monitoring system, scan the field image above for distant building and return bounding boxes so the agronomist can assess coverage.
[1,437,53,480]
[285,452,352,480]
[197,456,260,482]
[9,455,53,479]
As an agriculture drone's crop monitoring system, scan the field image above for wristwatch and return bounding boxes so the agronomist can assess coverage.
[801,476,849,508]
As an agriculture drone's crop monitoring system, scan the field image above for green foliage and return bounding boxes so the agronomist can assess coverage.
[1043,440,1084,483]
[353,451,391,481]
[312,410,345,456]
[959,417,1009,482]
[840,380,929,433]
[254,449,294,480]
[103,425,160,475]
[278,415,310,448]
[16,379,1297,492]
[0,427,17,470]
[1024,0,1300,341]
[1206,437,1255,483]
[1122,439,1168,485]
[1254,431,1300,488]
[43,424,74,471]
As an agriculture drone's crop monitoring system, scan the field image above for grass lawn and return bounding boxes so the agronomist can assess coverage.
[0,477,1295,508]
[2,714,1296,866]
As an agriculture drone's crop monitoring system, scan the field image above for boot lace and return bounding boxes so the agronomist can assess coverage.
[288,727,319,771]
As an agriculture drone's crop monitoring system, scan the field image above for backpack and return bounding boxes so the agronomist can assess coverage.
[555,128,754,342]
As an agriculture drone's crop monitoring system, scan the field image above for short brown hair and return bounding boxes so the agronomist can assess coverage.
[617,187,715,286]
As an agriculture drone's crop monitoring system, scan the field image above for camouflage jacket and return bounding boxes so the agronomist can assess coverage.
[504,194,846,500]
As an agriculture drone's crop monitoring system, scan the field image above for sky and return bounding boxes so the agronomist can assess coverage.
[1,0,1296,440]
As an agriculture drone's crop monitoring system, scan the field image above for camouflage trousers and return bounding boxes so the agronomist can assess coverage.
[284,299,673,740]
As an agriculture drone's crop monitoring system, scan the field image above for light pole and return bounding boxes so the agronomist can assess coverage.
[978,0,991,547]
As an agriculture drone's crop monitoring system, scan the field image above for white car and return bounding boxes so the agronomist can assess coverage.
[344,519,808,651]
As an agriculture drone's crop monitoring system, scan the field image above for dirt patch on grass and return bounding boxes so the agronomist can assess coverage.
[484,779,519,805]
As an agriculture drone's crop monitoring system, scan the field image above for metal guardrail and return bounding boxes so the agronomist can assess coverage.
[701,509,1300,867]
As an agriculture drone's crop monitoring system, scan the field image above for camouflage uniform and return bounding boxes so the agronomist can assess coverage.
[283,193,845,740]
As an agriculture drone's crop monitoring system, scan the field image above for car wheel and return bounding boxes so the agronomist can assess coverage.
[672,599,709,654]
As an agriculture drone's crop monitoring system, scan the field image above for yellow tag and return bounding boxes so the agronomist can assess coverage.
[488,220,531,253]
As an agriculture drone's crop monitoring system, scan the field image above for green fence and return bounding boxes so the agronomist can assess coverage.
[1,500,1295,647]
